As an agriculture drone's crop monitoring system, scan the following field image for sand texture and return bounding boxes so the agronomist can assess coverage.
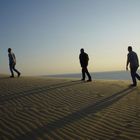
[0,75,140,140]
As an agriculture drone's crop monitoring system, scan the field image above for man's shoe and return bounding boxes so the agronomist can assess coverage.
[87,79,92,82]
[81,79,85,81]
[10,75,14,78]
[129,84,137,87]
[18,73,21,77]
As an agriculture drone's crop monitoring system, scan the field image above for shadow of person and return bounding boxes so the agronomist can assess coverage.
[17,87,135,140]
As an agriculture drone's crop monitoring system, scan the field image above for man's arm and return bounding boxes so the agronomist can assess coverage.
[87,54,89,61]
[79,54,82,66]
[86,53,89,62]
[126,54,129,70]
[12,53,16,64]
[136,54,139,66]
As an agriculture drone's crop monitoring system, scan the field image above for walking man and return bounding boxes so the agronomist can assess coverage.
[126,46,140,87]
[8,48,21,78]
[79,48,92,82]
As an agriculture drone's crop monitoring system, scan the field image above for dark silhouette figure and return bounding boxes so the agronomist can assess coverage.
[8,48,21,78]
[79,48,92,82]
[126,46,140,86]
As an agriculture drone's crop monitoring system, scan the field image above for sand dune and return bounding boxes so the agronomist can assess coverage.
[0,75,140,140]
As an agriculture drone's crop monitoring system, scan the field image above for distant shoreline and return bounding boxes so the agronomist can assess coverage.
[45,70,137,80]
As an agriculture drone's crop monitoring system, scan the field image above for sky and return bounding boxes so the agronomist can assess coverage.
[1,0,140,76]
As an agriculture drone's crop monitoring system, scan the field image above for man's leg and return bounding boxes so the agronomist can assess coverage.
[130,67,137,86]
[135,73,140,80]
[81,67,86,80]
[13,64,21,77]
[85,67,92,81]
[9,64,14,77]
[135,66,140,80]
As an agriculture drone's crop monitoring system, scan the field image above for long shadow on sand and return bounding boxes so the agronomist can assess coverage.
[17,87,135,140]
[0,80,84,104]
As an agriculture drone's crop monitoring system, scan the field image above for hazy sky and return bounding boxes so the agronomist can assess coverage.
[1,0,140,75]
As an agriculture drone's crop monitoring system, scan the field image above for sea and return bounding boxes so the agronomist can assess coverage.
[47,70,140,80]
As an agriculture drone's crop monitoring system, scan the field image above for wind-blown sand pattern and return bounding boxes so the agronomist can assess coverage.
[0,75,140,140]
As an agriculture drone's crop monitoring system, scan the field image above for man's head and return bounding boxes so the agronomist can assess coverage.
[8,48,12,53]
[80,48,84,53]
[128,46,132,52]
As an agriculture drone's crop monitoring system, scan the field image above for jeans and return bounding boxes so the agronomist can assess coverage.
[130,66,140,85]
[9,63,20,76]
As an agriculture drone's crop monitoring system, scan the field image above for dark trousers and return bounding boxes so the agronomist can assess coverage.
[130,66,140,85]
[9,63,20,76]
[82,67,91,80]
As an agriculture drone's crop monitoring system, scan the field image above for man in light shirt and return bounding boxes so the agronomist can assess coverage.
[126,46,140,87]
[8,48,21,78]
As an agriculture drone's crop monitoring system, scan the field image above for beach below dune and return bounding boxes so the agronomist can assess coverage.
[0,75,140,140]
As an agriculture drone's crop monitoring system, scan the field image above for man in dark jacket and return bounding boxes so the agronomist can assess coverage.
[79,48,92,82]
[126,46,140,86]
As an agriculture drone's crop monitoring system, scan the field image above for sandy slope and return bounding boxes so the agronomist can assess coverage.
[0,75,140,140]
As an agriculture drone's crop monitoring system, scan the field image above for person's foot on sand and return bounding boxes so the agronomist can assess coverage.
[87,79,92,82]
[129,84,137,87]
[18,72,21,77]
[10,75,14,78]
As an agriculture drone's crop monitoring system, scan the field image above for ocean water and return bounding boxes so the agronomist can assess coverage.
[47,70,140,80]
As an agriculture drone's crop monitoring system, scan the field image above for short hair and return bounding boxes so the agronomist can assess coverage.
[8,48,11,52]
[80,48,84,51]
[128,46,132,51]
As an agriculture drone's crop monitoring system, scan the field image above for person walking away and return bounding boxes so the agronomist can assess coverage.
[79,48,92,82]
[8,48,21,78]
[126,46,140,87]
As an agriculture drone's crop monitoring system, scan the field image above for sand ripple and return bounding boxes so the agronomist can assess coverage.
[0,77,140,140]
